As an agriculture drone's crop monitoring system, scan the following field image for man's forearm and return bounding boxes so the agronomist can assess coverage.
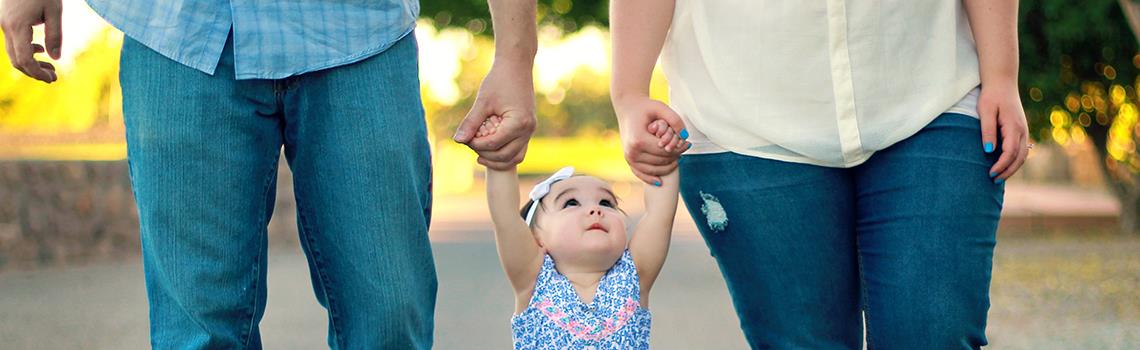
[964,0,1019,87]
[488,0,537,66]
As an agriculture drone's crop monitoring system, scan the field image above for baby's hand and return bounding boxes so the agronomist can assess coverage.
[475,115,504,139]
[648,119,686,153]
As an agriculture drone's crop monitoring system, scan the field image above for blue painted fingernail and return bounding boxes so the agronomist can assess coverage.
[984,142,994,153]
[654,180,662,187]
[989,172,997,178]
[994,178,1004,185]
[679,128,689,140]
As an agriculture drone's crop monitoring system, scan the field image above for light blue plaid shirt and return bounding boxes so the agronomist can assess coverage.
[86,0,419,80]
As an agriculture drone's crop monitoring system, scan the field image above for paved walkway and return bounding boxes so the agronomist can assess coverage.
[0,182,1134,349]
[0,241,745,349]
[2,234,1137,349]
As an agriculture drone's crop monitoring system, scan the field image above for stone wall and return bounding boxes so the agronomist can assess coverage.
[0,161,300,271]
[0,161,138,270]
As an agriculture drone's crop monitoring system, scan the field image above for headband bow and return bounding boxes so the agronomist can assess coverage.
[524,166,575,225]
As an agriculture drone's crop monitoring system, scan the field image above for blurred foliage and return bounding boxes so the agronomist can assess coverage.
[419,24,630,142]
[0,28,122,135]
[1019,0,1140,232]
[0,19,668,185]
[1020,0,1137,145]
[10,0,1140,198]
[418,22,669,183]
[0,27,125,160]
[422,0,608,34]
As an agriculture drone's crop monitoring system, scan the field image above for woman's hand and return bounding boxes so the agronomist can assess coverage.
[613,95,689,186]
[965,0,1025,184]
[979,83,1029,183]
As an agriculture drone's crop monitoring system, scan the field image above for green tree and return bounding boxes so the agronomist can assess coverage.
[421,0,608,34]
[1021,0,1140,233]
[425,1,1140,233]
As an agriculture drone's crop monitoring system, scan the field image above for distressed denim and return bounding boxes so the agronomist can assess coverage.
[679,113,1003,349]
[120,33,436,349]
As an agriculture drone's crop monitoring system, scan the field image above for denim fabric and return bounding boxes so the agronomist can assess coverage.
[120,33,435,349]
[678,113,1003,349]
[87,0,418,79]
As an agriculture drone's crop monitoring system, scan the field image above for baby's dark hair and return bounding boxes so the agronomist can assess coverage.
[519,199,538,221]
[519,176,571,224]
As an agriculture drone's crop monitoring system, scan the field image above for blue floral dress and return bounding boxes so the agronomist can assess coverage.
[510,250,652,349]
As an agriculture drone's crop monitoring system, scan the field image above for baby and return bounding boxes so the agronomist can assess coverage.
[476,115,685,349]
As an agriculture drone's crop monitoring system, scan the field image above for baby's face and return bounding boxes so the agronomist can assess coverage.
[535,176,629,266]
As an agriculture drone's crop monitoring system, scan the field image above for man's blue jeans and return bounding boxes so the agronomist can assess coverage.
[679,113,1003,349]
[120,33,436,349]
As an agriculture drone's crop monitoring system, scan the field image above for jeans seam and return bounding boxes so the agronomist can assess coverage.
[856,235,874,350]
[294,190,343,348]
[241,153,279,349]
[241,251,263,349]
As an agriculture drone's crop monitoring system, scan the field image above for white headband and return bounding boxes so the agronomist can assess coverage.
[524,166,575,225]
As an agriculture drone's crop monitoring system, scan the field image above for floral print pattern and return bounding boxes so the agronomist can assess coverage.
[511,250,651,349]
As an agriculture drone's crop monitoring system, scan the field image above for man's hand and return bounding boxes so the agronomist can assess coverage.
[453,61,537,170]
[2,0,62,83]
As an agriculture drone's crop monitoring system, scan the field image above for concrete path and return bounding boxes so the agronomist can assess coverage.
[3,233,1138,349]
[0,241,744,349]
[0,181,1135,349]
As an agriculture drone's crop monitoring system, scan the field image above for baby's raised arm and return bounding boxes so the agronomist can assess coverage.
[628,122,682,301]
[485,163,545,301]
